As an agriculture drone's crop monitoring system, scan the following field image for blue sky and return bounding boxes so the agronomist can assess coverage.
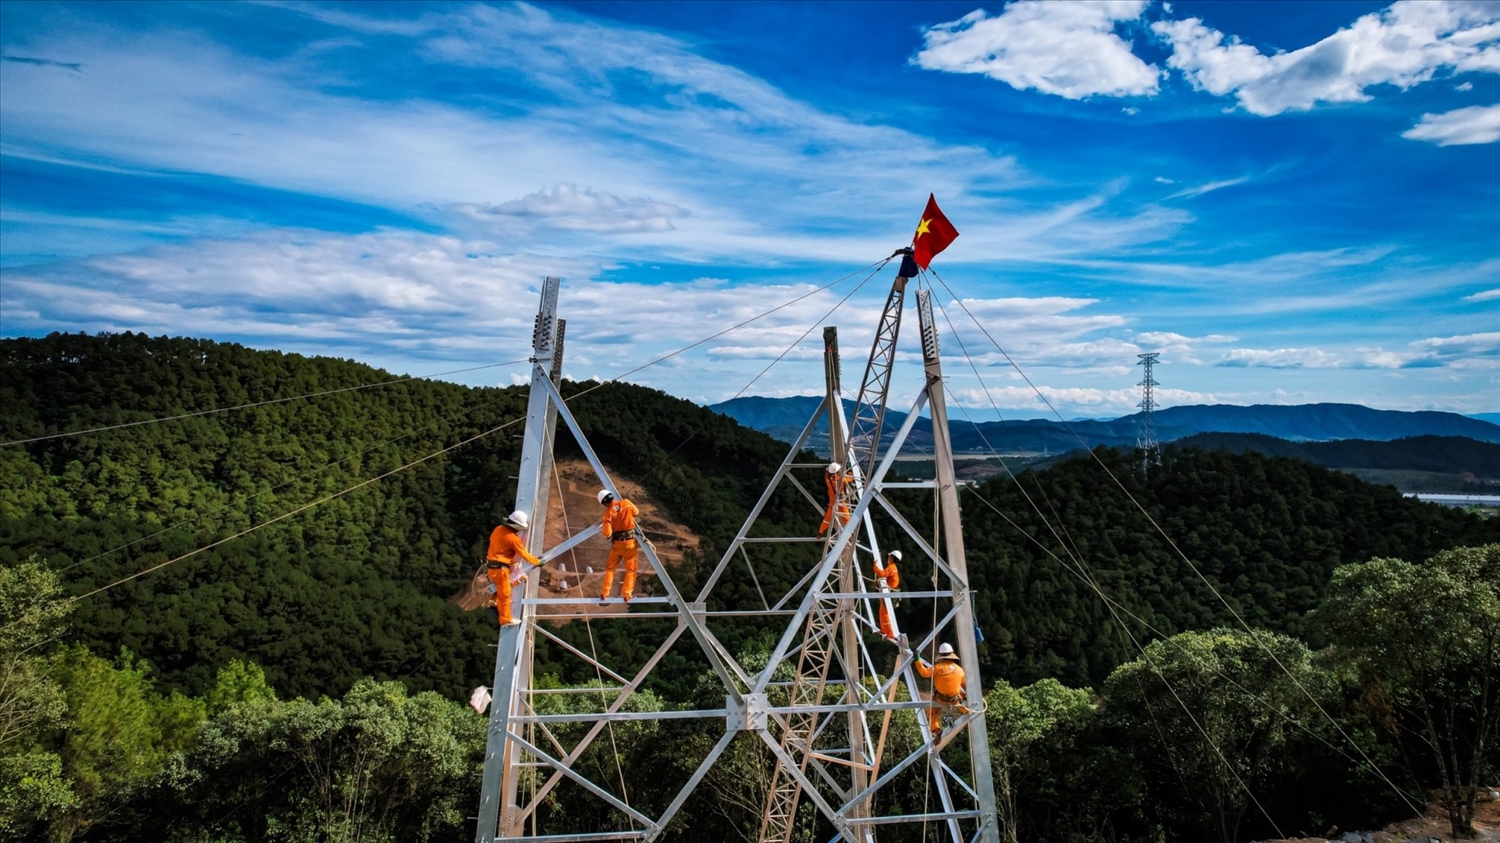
[1,0,1496,419]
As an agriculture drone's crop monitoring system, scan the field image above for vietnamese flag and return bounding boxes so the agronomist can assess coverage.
[911,194,958,270]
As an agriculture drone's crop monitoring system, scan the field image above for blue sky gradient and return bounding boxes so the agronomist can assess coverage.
[1,0,1496,418]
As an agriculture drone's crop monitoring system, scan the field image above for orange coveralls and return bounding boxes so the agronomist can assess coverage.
[819,471,853,534]
[487,524,541,625]
[914,656,968,734]
[600,498,641,601]
[873,556,900,640]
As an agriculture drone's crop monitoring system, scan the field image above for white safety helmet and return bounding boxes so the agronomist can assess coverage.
[508,510,530,530]
[937,642,958,660]
[888,550,903,561]
[597,489,613,505]
[826,462,842,474]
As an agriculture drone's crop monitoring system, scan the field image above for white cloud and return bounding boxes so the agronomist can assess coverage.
[948,384,1219,416]
[913,1,1160,99]
[455,184,690,234]
[1407,331,1500,353]
[1403,103,1500,145]
[1465,288,1500,301]
[1219,347,1345,368]
[1135,331,1237,346]
[2,228,1154,402]
[1153,0,1500,116]
[1218,332,1500,370]
[1457,80,1475,90]
[0,3,1025,265]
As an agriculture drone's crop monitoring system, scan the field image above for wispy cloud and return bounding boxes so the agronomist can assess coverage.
[1219,332,1500,370]
[454,185,690,234]
[1,54,82,72]
[913,1,1160,99]
[1403,104,1500,145]
[1465,288,1500,302]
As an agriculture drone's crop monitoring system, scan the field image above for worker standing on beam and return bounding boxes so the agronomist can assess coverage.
[874,550,901,641]
[819,461,853,534]
[487,510,543,626]
[598,489,641,605]
[911,642,970,737]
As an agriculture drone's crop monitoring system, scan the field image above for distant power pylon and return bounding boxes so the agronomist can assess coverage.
[1137,352,1160,467]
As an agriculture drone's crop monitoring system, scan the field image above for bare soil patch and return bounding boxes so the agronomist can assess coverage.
[452,457,701,622]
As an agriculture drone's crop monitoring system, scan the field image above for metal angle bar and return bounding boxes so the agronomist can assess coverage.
[699,609,798,618]
[874,482,936,489]
[526,686,626,696]
[496,833,644,843]
[519,621,689,820]
[870,492,961,586]
[524,596,673,604]
[649,729,737,841]
[480,613,526,841]
[855,811,980,827]
[515,708,729,724]
[935,755,980,801]
[532,625,630,685]
[508,731,657,831]
[769,558,825,612]
[928,749,965,843]
[768,699,930,711]
[540,525,602,565]
[841,740,933,813]
[784,473,825,513]
[918,289,1000,843]
[755,729,850,836]
[740,545,769,612]
[866,604,963,702]
[739,537,829,544]
[524,611,681,620]
[755,394,926,694]
[697,398,826,600]
[820,590,955,600]
[806,751,876,771]
[535,375,741,697]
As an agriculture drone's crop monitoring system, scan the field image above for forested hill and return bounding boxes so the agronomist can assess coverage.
[4,332,1498,703]
[1174,432,1500,479]
[0,332,800,700]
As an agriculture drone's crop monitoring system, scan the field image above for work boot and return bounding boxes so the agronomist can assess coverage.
[622,593,632,604]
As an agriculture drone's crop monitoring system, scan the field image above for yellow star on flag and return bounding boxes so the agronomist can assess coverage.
[915,217,932,237]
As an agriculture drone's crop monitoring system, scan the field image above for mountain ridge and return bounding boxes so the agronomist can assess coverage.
[708,396,1500,449]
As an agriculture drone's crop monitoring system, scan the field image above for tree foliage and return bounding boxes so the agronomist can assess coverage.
[1319,544,1500,838]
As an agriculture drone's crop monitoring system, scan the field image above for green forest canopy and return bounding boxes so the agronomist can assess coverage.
[3,331,1497,700]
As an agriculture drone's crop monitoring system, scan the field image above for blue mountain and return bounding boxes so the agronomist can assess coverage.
[707,398,1500,452]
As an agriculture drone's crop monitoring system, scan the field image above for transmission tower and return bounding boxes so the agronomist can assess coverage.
[1136,352,1160,466]
[474,272,998,843]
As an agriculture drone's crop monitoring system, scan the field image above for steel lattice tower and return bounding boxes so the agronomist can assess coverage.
[1136,352,1160,466]
[474,273,999,843]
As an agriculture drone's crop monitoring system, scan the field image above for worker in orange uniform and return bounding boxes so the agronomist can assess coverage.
[873,550,901,641]
[598,489,641,604]
[819,462,853,534]
[487,510,543,626]
[911,642,969,737]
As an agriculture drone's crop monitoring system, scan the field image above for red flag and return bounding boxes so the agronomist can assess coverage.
[912,194,958,270]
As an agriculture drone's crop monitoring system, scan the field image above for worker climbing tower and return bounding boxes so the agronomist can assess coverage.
[474,262,998,843]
